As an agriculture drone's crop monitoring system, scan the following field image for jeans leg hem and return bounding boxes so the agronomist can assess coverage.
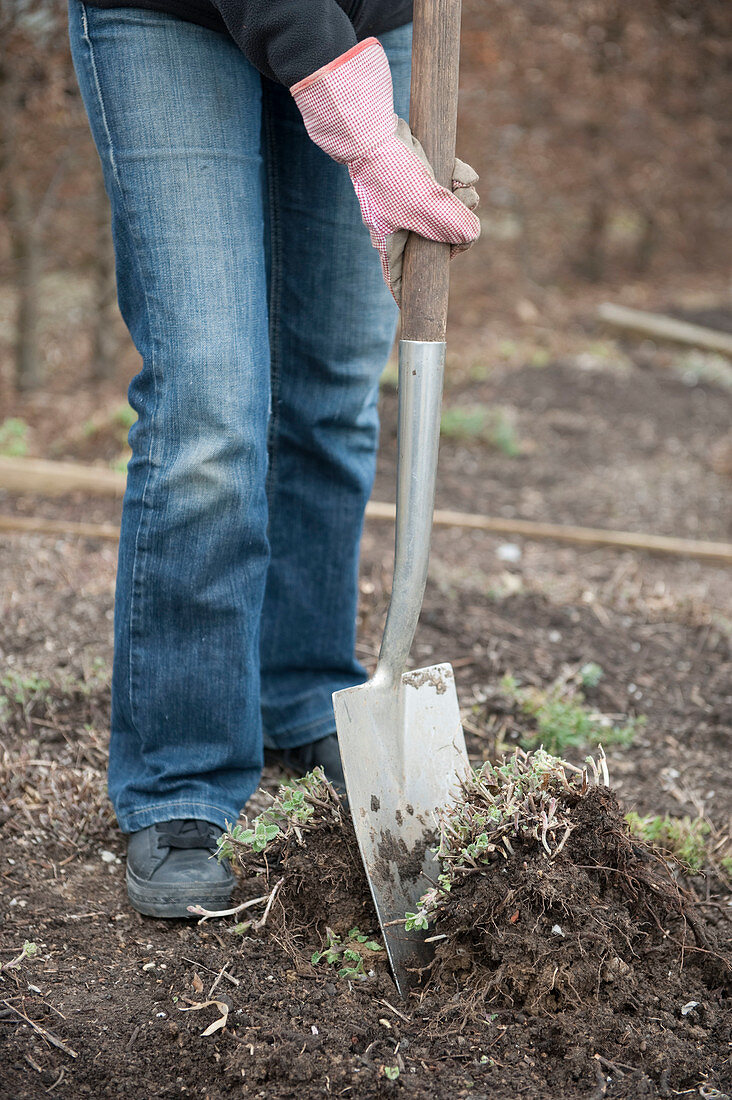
[117,800,242,834]
[263,712,338,752]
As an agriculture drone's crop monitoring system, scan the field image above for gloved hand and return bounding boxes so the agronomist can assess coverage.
[291,38,480,305]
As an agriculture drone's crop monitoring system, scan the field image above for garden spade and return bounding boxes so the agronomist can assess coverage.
[332,0,470,997]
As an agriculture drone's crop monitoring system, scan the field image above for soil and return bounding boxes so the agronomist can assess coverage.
[1,287,731,1096]
[424,785,730,1095]
[0,747,730,1099]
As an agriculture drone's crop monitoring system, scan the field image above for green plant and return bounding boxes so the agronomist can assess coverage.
[75,405,136,472]
[498,340,517,360]
[383,1066,400,1081]
[0,418,29,457]
[501,672,643,756]
[579,662,604,689]
[0,671,50,723]
[110,454,130,474]
[404,911,429,932]
[217,767,343,865]
[529,347,551,368]
[311,928,382,980]
[404,748,610,929]
[440,404,521,456]
[1,941,38,973]
[112,403,137,430]
[56,657,111,701]
[468,360,490,381]
[220,818,281,857]
[625,812,712,873]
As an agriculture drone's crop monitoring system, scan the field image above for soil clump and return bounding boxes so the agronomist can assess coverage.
[214,762,732,1099]
[422,784,730,1095]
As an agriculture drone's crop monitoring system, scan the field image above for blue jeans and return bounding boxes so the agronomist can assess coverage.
[68,1,412,832]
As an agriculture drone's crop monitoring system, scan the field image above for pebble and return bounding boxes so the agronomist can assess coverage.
[496,543,522,563]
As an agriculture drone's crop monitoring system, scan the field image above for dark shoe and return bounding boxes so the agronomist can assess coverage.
[126,818,234,918]
[265,732,346,795]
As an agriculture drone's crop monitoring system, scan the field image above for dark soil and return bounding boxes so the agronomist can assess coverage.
[247,798,377,938]
[1,763,730,1099]
[424,786,731,1096]
[2,294,732,1096]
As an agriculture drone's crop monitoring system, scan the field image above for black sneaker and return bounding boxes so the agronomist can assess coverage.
[126,818,234,918]
[265,732,346,796]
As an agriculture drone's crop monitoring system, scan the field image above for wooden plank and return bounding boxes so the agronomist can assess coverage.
[598,302,732,356]
[0,456,125,497]
[1,500,730,563]
[0,514,120,540]
[367,502,732,563]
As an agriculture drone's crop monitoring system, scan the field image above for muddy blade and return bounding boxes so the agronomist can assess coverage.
[333,663,468,996]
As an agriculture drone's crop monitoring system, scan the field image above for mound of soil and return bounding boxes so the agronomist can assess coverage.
[422,786,730,1095]
[213,779,731,1099]
[234,798,377,938]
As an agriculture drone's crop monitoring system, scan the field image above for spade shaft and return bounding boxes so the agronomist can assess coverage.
[373,339,445,690]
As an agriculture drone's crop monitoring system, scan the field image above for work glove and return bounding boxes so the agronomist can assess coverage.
[291,38,481,306]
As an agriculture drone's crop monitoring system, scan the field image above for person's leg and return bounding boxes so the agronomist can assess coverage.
[259,24,412,750]
[68,1,270,831]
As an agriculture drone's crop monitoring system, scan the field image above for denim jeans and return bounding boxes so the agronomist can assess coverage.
[68,1,412,832]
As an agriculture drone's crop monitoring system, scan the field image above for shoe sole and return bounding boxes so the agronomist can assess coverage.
[126,865,234,919]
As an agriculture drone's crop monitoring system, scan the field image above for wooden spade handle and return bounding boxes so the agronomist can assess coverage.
[400,0,463,343]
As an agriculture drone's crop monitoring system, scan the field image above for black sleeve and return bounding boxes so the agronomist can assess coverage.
[210,0,359,86]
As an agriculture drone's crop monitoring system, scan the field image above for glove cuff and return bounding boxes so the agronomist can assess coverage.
[290,38,396,164]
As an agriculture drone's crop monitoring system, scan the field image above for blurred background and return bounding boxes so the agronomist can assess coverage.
[1,0,731,390]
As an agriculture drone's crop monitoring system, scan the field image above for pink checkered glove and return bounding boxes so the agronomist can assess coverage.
[291,38,481,305]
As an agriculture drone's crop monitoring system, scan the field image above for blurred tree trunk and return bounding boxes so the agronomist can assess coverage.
[0,0,81,393]
[91,173,119,380]
[9,178,44,390]
[0,30,44,391]
[574,192,607,283]
[634,212,659,275]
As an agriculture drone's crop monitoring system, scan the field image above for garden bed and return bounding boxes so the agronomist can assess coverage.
[1,321,731,1097]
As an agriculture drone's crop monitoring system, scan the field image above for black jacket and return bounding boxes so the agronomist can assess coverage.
[82,0,413,85]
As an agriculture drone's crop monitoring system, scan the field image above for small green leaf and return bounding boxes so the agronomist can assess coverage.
[404,911,429,932]
[579,662,604,688]
[338,963,365,980]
